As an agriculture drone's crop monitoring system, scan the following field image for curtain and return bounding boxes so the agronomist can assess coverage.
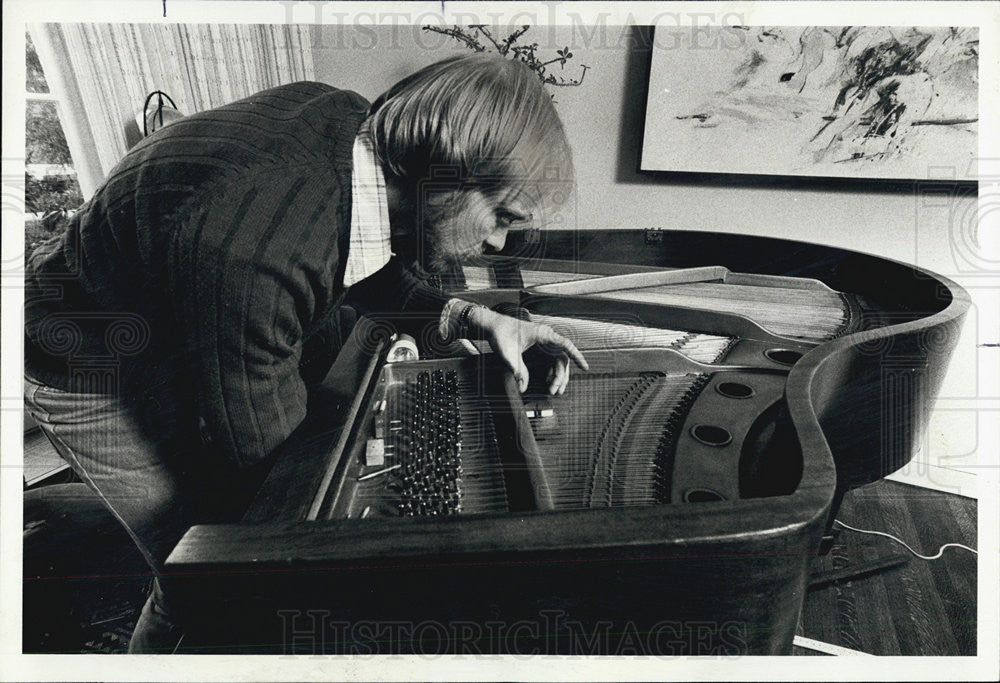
[32,23,315,186]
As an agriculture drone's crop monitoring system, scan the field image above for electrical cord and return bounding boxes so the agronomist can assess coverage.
[142,90,179,137]
[833,519,978,560]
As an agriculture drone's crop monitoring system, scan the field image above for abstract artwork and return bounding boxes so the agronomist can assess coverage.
[641,26,979,180]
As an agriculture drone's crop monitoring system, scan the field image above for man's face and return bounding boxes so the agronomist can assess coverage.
[419,187,531,273]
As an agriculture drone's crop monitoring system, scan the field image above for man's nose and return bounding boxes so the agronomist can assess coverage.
[484,228,508,252]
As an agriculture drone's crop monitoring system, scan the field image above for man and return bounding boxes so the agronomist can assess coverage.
[23,54,586,653]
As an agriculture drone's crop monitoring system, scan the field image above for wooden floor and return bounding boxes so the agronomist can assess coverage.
[796,480,977,656]
[23,430,977,655]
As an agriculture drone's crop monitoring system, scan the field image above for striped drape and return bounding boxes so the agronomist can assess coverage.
[31,23,315,184]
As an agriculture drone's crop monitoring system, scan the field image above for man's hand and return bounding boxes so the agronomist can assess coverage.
[468,306,588,394]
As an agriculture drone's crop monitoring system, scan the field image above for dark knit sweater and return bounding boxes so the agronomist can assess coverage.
[25,82,451,468]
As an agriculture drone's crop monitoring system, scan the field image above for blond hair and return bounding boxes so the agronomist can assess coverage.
[368,53,573,218]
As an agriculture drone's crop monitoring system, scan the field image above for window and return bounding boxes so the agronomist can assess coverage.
[25,31,83,258]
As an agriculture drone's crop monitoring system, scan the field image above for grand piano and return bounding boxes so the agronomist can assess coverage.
[165,228,969,655]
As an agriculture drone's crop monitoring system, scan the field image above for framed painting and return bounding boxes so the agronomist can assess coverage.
[640,26,979,182]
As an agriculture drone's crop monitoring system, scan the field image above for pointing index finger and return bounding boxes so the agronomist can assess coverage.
[546,330,588,371]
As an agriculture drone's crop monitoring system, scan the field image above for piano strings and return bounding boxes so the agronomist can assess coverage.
[349,365,714,517]
[590,282,849,342]
[530,313,735,363]
[530,372,710,508]
[350,369,510,517]
[459,265,494,290]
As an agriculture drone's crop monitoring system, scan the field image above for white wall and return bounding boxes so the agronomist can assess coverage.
[312,25,989,495]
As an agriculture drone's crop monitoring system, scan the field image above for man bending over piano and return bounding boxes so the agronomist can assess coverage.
[24,54,587,653]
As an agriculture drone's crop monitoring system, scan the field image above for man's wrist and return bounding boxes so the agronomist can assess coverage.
[464,303,495,340]
[439,298,488,341]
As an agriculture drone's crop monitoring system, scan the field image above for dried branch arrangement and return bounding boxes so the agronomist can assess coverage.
[422,25,589,90]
